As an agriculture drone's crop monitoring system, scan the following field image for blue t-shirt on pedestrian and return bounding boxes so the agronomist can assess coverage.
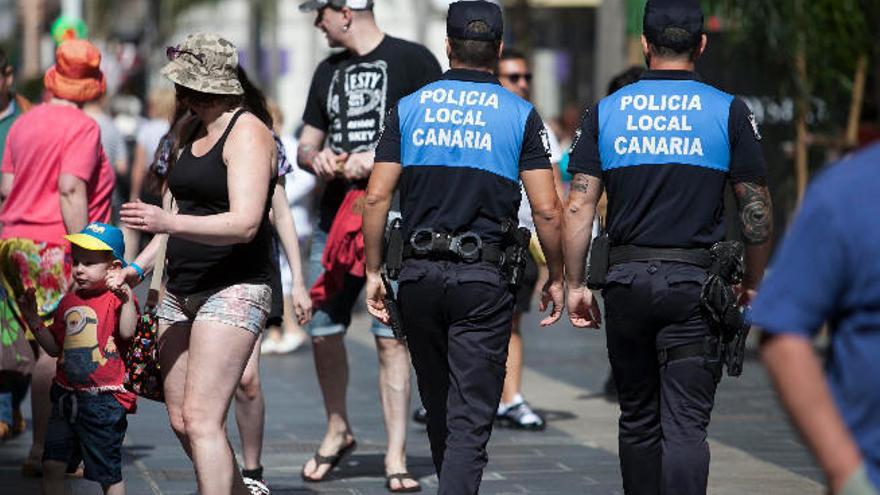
[751,143,880,488]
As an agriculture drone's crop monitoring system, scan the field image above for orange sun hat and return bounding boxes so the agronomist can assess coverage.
[43,39,106,103]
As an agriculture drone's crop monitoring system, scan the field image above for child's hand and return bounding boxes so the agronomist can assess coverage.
[292,285,313,326]
[109,277,133,303]
[16,288,42,329]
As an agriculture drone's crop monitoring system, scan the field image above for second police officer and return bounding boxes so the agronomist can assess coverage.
[563,1,774,494]
[362,1,566,494]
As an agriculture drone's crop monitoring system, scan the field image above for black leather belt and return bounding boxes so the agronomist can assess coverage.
[610,245,711,268]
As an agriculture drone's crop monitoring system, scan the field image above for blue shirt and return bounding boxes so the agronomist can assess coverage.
[751,143,880,487]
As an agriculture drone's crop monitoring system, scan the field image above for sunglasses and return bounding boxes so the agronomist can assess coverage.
[502,73,533,84]
[166,46,206,65]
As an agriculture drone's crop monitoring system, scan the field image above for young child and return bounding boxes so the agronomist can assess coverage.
[18,222,138,495]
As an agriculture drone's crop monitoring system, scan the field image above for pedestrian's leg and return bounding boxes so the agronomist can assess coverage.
[235,335,265,472]
[184,320,257,495]
[439,267,514,495]
[301,333,355,480]
[41,460,66,495]
[375,335,418,491]
[604,270,662,495]
[25,347,56,471]
[500,313,523,405]
[159,323,194,458]
[103,480,125,495]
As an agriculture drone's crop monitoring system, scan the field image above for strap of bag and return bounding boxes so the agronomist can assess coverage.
[145,193,172,309]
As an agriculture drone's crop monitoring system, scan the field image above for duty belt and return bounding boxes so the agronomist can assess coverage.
[610,245,712,268]
[402,229,504,264]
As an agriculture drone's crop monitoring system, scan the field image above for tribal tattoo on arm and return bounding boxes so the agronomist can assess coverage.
[570,173,591,194]
[733,181,773,245]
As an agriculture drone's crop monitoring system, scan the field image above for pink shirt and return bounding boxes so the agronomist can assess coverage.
[1,104,114,245]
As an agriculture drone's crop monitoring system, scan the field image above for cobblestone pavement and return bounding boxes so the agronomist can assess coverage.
[0,308,823,494]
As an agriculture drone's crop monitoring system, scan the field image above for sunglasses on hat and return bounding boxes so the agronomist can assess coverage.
[166,46,206,65]
[502,72,533,84]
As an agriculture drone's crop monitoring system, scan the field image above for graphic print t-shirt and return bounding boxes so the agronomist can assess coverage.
[302,36,442,231]
[49,290,137,412]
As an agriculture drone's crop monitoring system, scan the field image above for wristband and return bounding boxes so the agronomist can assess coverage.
[130,262,146,281]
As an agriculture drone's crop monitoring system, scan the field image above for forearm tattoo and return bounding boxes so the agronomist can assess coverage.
[571,173,591,194]
[734,181,773,244]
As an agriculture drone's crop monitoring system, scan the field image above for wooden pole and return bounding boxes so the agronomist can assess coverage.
[794,48,809,205]
[845,55,868,149]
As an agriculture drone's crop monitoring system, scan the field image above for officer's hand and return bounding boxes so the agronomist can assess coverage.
[539,278,565,326]
[312,149,349,180]
[342,151,375,180]
[365,273,391,325]
[567,286,602,329]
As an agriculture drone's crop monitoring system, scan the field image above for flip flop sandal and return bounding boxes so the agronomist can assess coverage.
[386,473,422,493]
[301,440,357,482]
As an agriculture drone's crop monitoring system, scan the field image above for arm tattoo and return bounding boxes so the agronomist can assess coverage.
[733,181,773,244]
[571,173,591,194]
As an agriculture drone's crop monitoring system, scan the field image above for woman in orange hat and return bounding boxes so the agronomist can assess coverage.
[0,39,115,476]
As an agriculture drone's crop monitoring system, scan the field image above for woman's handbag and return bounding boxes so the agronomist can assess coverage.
[124,198,171,402]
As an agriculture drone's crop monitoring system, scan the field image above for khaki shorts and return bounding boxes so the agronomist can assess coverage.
[158,283,271,335]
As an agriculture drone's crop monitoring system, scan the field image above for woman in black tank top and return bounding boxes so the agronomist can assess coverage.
[117,33,278,494]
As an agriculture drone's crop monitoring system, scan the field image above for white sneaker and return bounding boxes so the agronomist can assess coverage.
[275,332,306,354]
[260,338,279,355]
[243,476,270,495]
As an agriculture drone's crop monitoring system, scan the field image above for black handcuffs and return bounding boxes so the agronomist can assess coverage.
[409,229,483,263]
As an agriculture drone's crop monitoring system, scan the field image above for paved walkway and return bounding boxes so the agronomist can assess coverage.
[0,307,823,494]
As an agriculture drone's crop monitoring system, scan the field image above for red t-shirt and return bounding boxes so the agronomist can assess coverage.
[0,104,114,244]
[49,289,137,412]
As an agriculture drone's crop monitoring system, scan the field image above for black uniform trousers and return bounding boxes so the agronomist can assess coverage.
[603,261,720,495]
[398,259,514,495]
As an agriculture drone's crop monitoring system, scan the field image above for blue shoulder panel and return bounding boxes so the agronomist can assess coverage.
[397,80,533,183]
[597,80,733,172]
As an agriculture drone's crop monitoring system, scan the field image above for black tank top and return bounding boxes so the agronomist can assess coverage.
[166,109,275,295]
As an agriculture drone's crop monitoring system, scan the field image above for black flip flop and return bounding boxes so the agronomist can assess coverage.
[386,472,422,493]
[301,440,358,482]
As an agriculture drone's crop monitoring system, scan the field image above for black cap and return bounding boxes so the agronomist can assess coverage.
[447,1,503,42]
[643,0,703,51]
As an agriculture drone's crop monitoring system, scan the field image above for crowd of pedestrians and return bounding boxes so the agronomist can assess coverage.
[0,1,878,495]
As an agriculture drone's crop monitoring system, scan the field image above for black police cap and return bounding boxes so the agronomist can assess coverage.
[643,0,703,51]
[447,1,503,42]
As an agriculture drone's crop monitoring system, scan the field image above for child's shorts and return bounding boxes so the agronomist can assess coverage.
[43,384,127,486]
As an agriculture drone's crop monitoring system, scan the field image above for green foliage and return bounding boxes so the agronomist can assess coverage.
[706,0,876,102]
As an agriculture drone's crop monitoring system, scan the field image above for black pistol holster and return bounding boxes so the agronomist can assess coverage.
[383,218,405,340]
[586,233,610,290]
[500,219,532,290]
[699,241,750,377]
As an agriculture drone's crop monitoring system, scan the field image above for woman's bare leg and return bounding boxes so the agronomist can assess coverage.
[235,336,265,472]
[183,320,257,495]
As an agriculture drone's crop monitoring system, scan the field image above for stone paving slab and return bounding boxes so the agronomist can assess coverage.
[0,310,822,494]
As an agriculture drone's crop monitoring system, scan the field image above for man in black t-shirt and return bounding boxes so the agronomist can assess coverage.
[563,1,773,494]
[296,0,441,490]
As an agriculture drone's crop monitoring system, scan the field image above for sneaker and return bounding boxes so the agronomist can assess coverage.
[260,337,279,355]
[275,332,306,354]
[497,400,546,430]
[412,406,428,425]
[243,476,271,495]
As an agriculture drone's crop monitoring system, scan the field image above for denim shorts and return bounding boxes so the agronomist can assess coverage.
[158,283,271,335]
[307,229,394,339]
[44,384,127,486]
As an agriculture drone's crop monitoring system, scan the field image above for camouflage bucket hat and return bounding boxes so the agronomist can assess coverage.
[161,32,243,95]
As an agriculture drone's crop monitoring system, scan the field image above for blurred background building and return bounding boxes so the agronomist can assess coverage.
[2,0,878,235]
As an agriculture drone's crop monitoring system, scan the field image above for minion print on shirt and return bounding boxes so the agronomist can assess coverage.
[60,306,108,385]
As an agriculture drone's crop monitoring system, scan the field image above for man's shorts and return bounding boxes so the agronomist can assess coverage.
[307,229,394,339]
[44,384,127,486]
[158,283,271,335]
[514,252,540,314]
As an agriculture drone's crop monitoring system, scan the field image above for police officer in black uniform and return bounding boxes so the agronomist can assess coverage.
[363,2,565,493]
[563,1,774,494]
